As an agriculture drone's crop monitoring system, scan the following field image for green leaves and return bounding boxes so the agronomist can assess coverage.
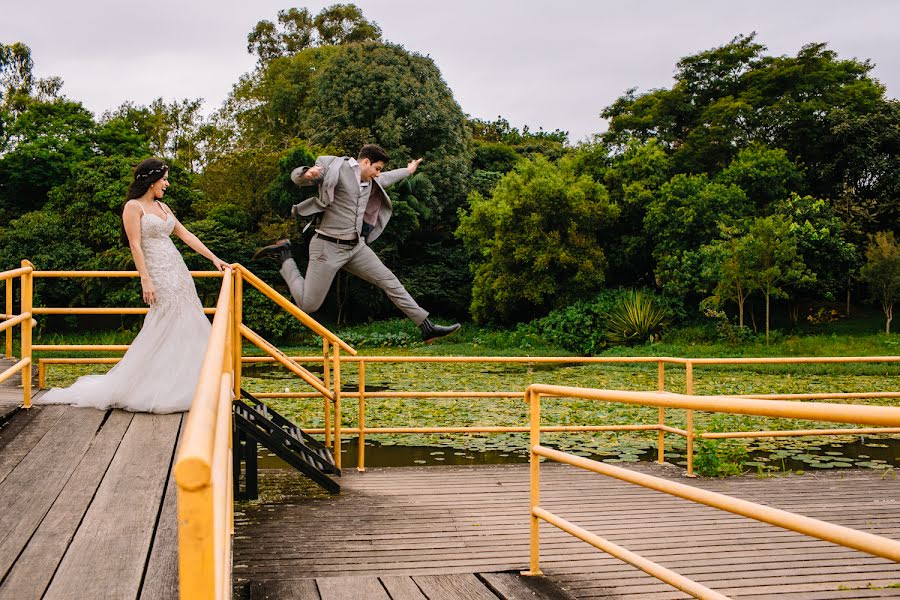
[860,231,900,334]
[457,156,618,324]
[604,290,671,345]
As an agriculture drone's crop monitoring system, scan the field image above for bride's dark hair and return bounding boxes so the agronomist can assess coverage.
[121,158,170,246]
[127,158,169,199]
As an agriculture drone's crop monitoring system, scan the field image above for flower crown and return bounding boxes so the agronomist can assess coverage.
[135,165,168,180]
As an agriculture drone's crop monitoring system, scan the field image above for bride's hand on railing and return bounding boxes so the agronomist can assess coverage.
[212,257,230,272]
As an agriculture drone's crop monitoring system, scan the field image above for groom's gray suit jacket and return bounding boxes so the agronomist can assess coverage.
[290,156,407,243]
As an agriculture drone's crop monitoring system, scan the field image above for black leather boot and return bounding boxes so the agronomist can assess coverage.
[419,318,461,343]
[252,239,292,264]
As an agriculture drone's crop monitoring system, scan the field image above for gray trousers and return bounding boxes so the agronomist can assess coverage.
[279,236,429,325]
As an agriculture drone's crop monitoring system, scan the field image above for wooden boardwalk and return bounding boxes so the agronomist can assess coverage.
[0,402,182,600]
[234,463,900,600]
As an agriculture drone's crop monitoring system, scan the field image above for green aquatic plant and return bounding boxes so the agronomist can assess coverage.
[604,289,670,345]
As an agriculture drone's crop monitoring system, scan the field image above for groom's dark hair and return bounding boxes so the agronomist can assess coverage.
[358,144,389,164]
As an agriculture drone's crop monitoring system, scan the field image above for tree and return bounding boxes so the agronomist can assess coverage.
[580,138,671,287]
[860,232,900,334]
[103,98,209,172]
[644,173,750,295]
[0,99,96,220]
[230,41,471,224]
[1,42,62,116]
[715,145,804,214]
[743,215,815,342]
[456,156,618,324]
[602,34,888,197]
[699,231,755,328]
[772,194,859,323]
[247,4,382,65]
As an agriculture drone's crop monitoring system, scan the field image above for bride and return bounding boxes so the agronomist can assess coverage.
[38,158,229,413]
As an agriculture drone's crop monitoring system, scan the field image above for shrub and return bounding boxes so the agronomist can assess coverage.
[519,288,677,354]
[694,439,748,477]
[604,289,671,345]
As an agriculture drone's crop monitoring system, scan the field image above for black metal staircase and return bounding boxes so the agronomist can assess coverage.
[233,389,340,498]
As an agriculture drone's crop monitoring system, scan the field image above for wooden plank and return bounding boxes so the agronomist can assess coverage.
[0,406,105,578]
[379,576,428,600]
[250,579,320,600]
[0,410,133,600]
[0,404,67,485]
[412,574,499,600]
[42,413,181,600]
[138,413,184,600]
[316,575,390,600]
[480,572,579,600]
[233,463,900,600]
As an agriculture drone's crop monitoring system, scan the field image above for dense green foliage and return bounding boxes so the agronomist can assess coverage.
[1,21,898,341]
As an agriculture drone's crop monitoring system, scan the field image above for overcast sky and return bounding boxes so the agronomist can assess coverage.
[3,0,899,142]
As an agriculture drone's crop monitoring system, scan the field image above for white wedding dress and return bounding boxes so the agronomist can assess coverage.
[38,206,212,413]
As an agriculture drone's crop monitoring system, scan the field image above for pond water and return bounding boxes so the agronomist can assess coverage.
[257,434,900,473]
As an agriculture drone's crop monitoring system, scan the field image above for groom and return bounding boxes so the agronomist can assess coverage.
[253,144,460,342]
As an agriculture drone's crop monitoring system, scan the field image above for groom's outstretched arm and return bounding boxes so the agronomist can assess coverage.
[378,158,422,188]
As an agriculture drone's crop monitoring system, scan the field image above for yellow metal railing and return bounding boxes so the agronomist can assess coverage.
[237,354,899,473]
[522,385,900,599]
[36,350,900,475]
[0,261,35,407]
[173,269,235,600]
[22,267,900,478]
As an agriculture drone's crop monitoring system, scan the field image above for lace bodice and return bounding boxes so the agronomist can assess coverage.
[141,213,203,315]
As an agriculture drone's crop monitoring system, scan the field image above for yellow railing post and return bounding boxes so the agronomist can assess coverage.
[685,361,694,476]
[38,360,45,390]
[20,261,33,408]
[333,342,342,470]
[657,360,665,464]
[323,338,331,448]
[523,387,543,576]
[358,359,366,472]
[232,266,242,398]
[4,276,12,358]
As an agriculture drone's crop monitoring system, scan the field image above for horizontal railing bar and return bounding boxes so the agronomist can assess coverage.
[0,357,29,386]
[0,312,31,333]
[304,424,659,434]
[726,392,900,400]
[33,307,216,315]
[241,355,678,364]
[702,427,900,439]
[689,356,900,364]
[33,345,129,352]
[0,266,33,280]
[529,385,900,427]
[39,358,121,364]
[533,506,728,600]
[239,354,900,365]
[659,425,689,436]
[533,443,900,562]
[32,270,223,278]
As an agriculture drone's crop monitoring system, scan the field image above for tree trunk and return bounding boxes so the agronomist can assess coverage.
[788,299,800,328]
[765,288,771,345]
[886,303,893,335]
[737,297,745,329]
[846,280,851,317]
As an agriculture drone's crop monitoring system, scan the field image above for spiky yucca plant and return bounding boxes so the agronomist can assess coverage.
[604,289,670,345]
